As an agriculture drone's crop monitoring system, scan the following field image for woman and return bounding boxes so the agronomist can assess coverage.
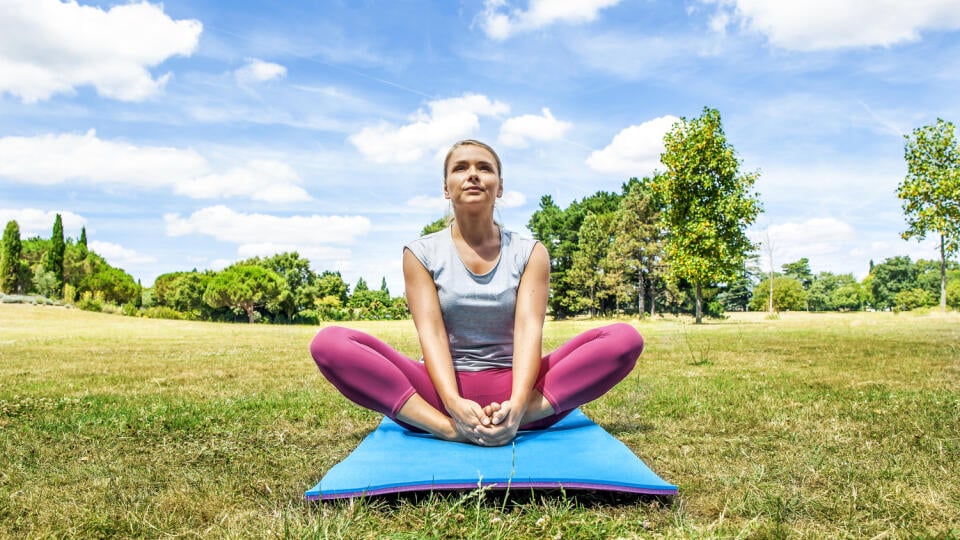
[310,139,644,446]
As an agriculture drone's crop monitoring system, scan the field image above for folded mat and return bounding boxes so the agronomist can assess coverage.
[306,409,677,500]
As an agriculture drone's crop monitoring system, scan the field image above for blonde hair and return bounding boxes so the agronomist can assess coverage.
[442,139,502,180]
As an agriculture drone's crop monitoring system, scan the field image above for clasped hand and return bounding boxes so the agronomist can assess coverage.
[447,397,522,446]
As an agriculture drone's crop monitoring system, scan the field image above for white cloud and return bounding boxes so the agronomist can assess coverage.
[704,0,960,51]
[165,206,372,271]
[234,59,287,84]
[0,131,309,202]
[349,94,509,163]
[499,190,527,208]
[88,240,157,266]
[407,195,449,212]
[498,108,572,148]
[0,130,206,187]
[163,205,372,246]
[0,0,202,102]
[754,218,857,265]
[586,115,680,177]
[479,0,621,40]
[0,208,87,238]
[175,160,311,203]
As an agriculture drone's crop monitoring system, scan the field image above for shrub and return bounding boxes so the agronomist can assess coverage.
[141,306,184,320]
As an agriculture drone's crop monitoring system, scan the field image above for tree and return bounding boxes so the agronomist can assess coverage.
[868,256,919,310]
[899,118,960,312]
[253,252,317,320]
[203,265,287,323]
[609,177,665,317]
[566,212,611,316]
[657,107,763,323]
[749,277,807,312]
[79,226,88,249]
[421,217,448,236]
[1,221,23,294]
[44,214,65,298]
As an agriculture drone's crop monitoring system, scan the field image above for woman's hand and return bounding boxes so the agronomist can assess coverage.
[475,400,524,446]
[445,396,492,441]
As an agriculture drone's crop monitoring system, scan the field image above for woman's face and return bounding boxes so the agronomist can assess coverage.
[443,144,502,208]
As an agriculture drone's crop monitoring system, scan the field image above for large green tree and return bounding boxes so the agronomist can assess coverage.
[1,220,23,294]
[203,265,287,323]
[44,214,65,298]
[609,177,665,316]
[899,118,960,312]
[656,107,763,323]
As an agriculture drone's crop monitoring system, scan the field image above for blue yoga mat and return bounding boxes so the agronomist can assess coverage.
[306,409,677,500]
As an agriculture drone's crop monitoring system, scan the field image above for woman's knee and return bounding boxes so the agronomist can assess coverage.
[606,322,644,364]
[309,325,354,368]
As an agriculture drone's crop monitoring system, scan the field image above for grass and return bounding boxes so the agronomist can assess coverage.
[1,304,958,538]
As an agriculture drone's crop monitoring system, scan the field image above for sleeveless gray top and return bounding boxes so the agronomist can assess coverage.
[405,227,538,371]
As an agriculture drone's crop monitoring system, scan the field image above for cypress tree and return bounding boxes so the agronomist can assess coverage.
[45,214,66,297]
[79,226,88,247]
[1,220,23,294]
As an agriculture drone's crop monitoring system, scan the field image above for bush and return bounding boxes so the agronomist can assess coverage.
[120,303,139,317]
[141,306,185,320]
[894,288,935,312]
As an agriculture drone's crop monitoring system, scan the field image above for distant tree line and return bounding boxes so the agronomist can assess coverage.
[0,215,407,323]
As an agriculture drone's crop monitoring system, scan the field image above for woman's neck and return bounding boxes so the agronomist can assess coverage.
[451,213,498,246]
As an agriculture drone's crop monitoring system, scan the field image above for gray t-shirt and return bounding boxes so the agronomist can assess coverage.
[405,227,538,371]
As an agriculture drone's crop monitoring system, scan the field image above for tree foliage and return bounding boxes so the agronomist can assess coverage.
[44,214,65,298]
[202,264,288,323]
[656,107,762,323]
[1,220,24,294]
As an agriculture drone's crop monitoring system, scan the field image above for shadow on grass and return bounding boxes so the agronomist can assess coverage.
[311,488,675,510]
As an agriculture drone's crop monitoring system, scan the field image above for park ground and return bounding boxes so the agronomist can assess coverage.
[0,304,958,538]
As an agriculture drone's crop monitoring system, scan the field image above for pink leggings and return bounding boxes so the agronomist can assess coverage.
[310,322,643,431]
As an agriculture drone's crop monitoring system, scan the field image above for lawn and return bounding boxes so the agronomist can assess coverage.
[1,304,958,538]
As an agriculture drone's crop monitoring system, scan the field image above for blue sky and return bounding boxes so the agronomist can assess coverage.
[2,0,959,294]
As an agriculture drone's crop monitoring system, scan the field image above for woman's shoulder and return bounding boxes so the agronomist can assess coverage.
[405,227,450,263]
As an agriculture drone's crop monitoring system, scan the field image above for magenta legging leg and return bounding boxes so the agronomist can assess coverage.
[309,322,643,431]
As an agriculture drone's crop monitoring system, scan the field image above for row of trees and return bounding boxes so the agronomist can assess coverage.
[747,256,960,313]
[150,254,407,323]
[528,107,762,322]
[2,217,140,307]
[0,217,406,323]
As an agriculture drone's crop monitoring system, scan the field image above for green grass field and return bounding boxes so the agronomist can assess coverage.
[1,304,958,538]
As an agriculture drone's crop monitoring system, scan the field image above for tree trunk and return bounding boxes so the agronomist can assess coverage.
[941,233,947,313]
[245,304,256,323]
[695,281,703,324]
[650,277,657,318]
[637,271,646,318]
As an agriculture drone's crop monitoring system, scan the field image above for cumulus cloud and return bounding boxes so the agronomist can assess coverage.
[175,160,310,203]
[89,240,157,266]
[0,208,87,238]
[0,0,202,102]
[349,94,509,163]
[0,130,206,187]
[755,218,857,264]
[479,0,621,40]
[0,131,310,202]
[407,195,449,212]
[164,205,372,246]
[703,0,960,51]
[586,115,680,177]
[234,59,287,84]
[498,108,572,148]
[499,190,527,208]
